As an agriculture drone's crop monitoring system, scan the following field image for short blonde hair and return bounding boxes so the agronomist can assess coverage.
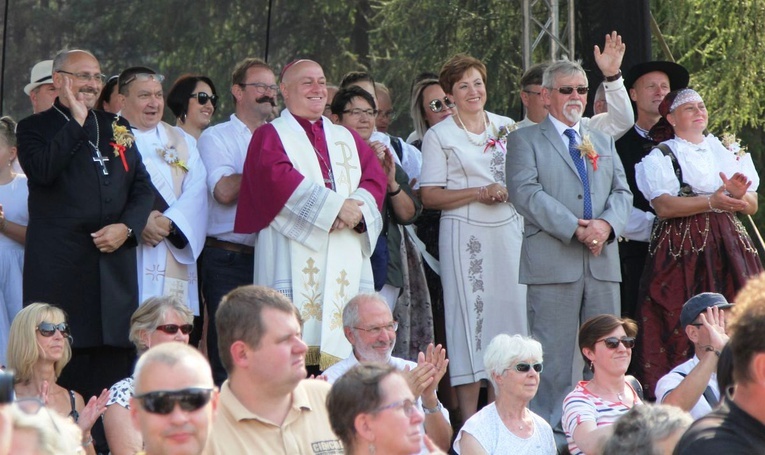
[129,296,194,354]
[7,303,72,383]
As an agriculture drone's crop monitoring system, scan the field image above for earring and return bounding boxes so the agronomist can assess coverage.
[368,444,376,454]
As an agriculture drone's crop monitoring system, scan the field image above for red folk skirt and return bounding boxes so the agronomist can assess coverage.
[634,212,762,400]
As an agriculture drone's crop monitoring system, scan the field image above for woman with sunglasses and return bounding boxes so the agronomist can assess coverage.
[419,54,523,425]
[633,88,761,401]
[562,314,642,455]
[7,303,109,455]
[455,334,555,454]
[166,74,218,140]
[327,363,446,455]
[409,77,455,149]
[103,295,193,455]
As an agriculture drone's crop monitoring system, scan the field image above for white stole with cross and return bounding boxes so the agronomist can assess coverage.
[135,122,208,315]
[259,109,380,369]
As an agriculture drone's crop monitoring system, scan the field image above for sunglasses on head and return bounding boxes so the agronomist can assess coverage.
[119,73,165,89]
[514,362,544,373]
[597,336,636,349]
[553,86,589,95]
[428,97,455,113]
[37,322,70,338]
[134,388,213,415]
[155,324,194,335]
[190,92,218,107]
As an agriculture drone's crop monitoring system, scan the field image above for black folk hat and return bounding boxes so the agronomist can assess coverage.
[624,61,690,91]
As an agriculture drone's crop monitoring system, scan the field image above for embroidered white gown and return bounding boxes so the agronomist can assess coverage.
[420,113,526,386]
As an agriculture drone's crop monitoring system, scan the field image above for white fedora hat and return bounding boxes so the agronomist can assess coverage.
[24,60,54,95]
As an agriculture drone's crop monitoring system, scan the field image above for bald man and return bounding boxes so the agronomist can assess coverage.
[131,343,218,455]
[16,49,153,405]
[234,59,386,370]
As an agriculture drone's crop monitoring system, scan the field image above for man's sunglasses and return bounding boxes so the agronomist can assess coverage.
[514,362,544,373]
[155,324,194,335]
[597,336,636,349]
[190,92,218,108]
[553,86,589,95]
[134,388,213,415]
[37,322,70,338]
[428,97,455,113]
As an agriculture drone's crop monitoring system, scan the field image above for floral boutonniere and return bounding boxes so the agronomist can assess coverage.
[576,135,600,171]
[721,132,748,160]
[157,145,189,173]
[110,117,134,172]
[484,123,517,153]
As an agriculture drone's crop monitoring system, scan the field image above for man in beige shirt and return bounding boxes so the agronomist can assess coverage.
[208,285,342,455]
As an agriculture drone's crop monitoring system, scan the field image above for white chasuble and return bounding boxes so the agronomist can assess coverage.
[255,109,382,369]
[134,122,208,314]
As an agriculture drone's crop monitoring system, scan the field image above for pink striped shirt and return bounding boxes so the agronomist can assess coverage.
[562,380,643,455]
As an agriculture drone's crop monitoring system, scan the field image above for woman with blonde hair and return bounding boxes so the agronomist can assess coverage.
[8,303,109,454]
[103,295,194,455]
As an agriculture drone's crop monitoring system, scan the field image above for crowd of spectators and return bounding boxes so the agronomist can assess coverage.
[0,27,762,455]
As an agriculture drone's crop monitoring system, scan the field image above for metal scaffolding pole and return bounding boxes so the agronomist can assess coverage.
[521,0,576,70]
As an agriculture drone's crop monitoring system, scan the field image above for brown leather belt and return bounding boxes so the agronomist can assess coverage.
[205,237,254,255]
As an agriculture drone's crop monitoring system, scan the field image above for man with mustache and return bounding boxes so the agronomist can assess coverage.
[118,66,208,330]
[197,57,278,386]
[16,49,154,450]
[234,60,386,372]
[506,59,632,439]
[322,293,452,453]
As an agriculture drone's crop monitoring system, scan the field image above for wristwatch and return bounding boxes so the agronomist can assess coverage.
[126,226,133,239]
[422,401,443,415]
[604,70,622,82]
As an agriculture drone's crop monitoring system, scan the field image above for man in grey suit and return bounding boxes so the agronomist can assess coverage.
[506,60,633,432]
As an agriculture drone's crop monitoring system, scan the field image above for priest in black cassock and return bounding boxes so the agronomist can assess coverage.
[615,61,689,319]
[16,50,153,404]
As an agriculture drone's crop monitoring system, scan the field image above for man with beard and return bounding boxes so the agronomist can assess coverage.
[16,49,154,421]
[506,59,632,434]
[197,57,277,385]
[322,293,452,453]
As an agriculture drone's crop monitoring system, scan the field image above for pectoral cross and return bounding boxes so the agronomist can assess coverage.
[92,148,110,176]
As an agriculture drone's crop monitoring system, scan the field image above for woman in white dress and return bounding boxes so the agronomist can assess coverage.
[455,334,556,455]
[420,54,525,423]
[0,116,27,367]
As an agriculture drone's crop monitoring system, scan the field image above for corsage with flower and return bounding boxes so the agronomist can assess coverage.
[484,123,517,153]
[157,145,189,173]
[110,117,134,172]
[721,132,748,160]
[575,135,600,171]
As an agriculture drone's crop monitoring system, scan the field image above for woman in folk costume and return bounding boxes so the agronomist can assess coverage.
[634,88,762,400]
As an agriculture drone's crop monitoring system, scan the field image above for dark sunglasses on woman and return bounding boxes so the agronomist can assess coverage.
[597,336,636,349]
[429,97,455,113]
[514,362,544,373]
[133,388,213,414]
[36,322,70,338]
[155,324,194,335]
[190,92,218,108]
